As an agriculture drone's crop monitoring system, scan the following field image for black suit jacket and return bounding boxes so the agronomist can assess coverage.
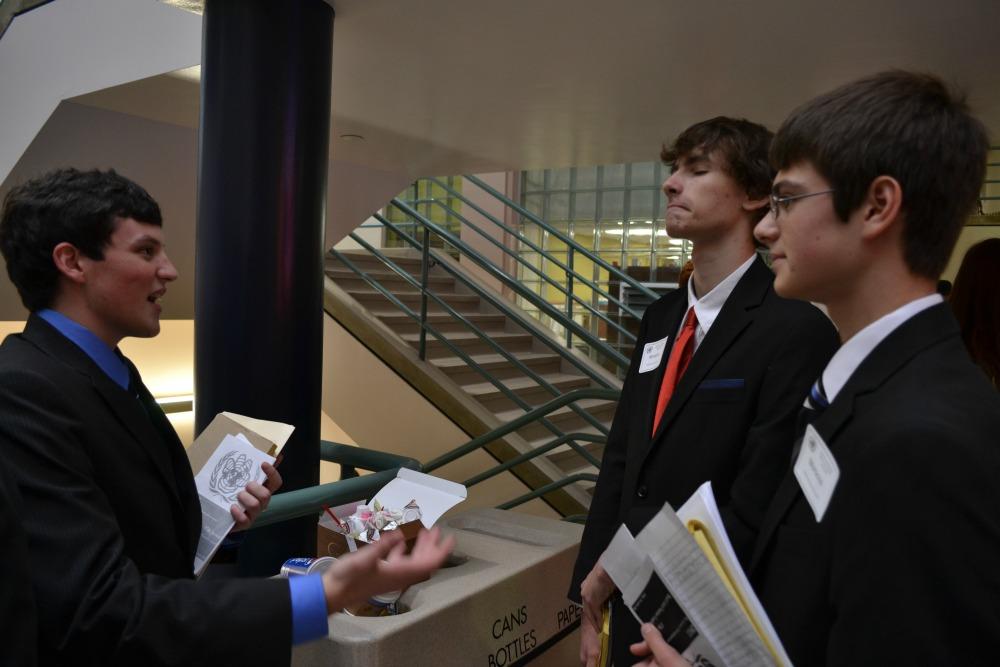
[751,304,1000,666]
[570,257,838,663]
[0,315,292,667]
[0,459,36,667]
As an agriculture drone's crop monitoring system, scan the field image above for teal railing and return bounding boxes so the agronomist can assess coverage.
[251,389,616,528]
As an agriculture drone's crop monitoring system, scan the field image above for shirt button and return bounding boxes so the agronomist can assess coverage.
[636,485,648,499]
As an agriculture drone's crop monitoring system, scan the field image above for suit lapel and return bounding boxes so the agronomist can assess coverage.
[749,303,959,572]
[647,257,771,449]
[22,316,186,511]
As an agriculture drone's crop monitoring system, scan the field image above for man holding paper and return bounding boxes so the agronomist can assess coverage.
[570,118,837,666]
[0,167,453,666]
[747,71,1000,665]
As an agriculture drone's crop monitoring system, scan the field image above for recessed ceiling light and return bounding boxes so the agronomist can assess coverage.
[339,133,365,142]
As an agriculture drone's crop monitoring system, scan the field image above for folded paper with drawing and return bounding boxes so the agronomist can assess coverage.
[600,481,792,667]
[188,412,294,576]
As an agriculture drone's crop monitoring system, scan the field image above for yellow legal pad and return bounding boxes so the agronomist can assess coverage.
[687,520,786,667]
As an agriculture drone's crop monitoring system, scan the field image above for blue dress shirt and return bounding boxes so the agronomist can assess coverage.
[36,309,330,645]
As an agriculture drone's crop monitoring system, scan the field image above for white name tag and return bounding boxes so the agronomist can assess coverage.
[793,424,840,522]
[638,336,669,373]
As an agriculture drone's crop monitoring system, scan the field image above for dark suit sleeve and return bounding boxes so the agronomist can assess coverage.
[0,369,293,667]
[567,312,651,602]
[825,424,1000,665]
[0,461,37,667]
[721,306,838,565]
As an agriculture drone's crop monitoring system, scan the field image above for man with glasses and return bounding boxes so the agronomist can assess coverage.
[569,117,837,666]
[747,71,1000,665]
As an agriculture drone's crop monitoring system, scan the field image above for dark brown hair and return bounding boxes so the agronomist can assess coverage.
[771,70,989,279]
[950,238,1000,386]
[0,168,162,311]
[661,116,774,220]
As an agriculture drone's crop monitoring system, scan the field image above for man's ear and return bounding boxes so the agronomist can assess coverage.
[742,194,770,215]
[859,175,903,240]
[52,242,88,284]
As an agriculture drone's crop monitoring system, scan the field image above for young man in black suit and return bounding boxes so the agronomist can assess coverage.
[746,71,1000,666]
[0,168,453,666]
[569,118,838,666]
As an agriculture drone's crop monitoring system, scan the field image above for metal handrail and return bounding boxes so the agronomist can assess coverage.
[463,174,659,300]
[385,199,630,369]
[366,214,619,387]
[422,178,645,325]
[463,431,605,487]
[338,229,614,442]
[406,192,638,342]
[331,243,612,443]
[423,387,619,472]
[252,441,418,529]
[498,473,599,510]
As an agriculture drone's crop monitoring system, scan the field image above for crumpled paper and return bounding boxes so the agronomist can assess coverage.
[332,499,422,544]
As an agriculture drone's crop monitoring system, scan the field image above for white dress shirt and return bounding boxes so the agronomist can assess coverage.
[682,254,757,351]
[820,293,943,402]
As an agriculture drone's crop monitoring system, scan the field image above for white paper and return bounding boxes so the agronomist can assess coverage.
[192,433,274,576]
[601,527,723,665]
[371,468,466,527]
[634,504,776,667]
[793,425,840,522]
[678,482,793,667]
[639,335,669,373]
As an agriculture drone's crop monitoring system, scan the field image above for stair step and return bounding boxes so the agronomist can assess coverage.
[399,331,534,359]
[328,251,425,271]
[432,351,563,383]
[374,312,508,335]
[348,290,481,313]
[465,374,593,411]
[325,267,454,291]
[496,399,617,442]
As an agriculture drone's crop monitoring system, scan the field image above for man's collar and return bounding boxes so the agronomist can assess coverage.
[36,309,130,390]
[686,254,756,333]
[820,293,942,402]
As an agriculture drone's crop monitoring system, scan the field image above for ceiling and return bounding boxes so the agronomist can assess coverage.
[71,0,1000,179]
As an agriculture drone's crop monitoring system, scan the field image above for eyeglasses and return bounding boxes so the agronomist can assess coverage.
[769,189,835,219]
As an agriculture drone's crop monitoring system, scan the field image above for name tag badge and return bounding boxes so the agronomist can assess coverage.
[793,424,840,522]
[638,336,669,374]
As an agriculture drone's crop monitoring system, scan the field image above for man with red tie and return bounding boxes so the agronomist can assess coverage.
[568,117,838,666]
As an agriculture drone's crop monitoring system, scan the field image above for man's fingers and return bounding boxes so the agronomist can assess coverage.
[262,461,283,493]
[638,623,690,666]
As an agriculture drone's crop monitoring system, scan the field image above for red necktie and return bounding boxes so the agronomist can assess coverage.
[651,307,698,436]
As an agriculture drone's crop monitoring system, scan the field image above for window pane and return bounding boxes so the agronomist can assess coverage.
[597,222,624,251]
[549,193,570,222]
[547,168,571,191]
[603,164,626,187]
[524,194,545,217]
[629,189,655,221]
[524,170,545,192]
[573,192,596,221]
[600,191,624,221]
[575,166,598,189]
[630,162,657,187]
[625,221,653,250]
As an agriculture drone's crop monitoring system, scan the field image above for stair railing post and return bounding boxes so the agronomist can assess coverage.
[419,225,431,360]
[566,246,574,349]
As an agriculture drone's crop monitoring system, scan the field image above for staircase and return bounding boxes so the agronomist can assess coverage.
[323,248,619,516]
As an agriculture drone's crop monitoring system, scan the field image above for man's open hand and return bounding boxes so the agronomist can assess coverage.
[321,526,455,613]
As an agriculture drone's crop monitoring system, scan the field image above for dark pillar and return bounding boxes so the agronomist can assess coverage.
[195,0,333,575]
